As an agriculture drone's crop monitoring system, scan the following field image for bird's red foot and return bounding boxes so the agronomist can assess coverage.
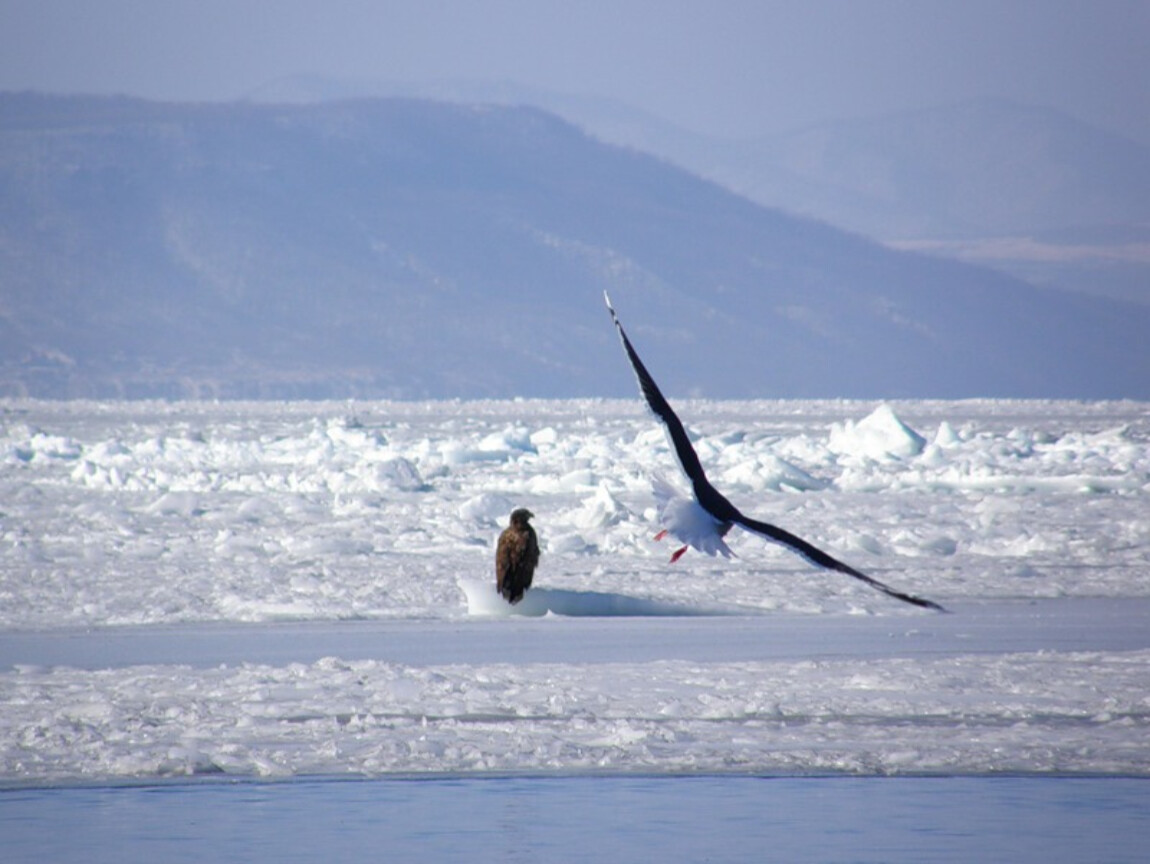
[669,545,689,563]
[654,529,668,541]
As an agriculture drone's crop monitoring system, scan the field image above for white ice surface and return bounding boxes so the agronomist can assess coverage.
[2,398,1148,783]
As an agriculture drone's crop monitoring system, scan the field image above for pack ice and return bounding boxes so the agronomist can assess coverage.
[1,398,1148,782]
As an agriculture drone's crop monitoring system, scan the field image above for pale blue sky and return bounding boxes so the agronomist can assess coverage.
[3,0,1148,143]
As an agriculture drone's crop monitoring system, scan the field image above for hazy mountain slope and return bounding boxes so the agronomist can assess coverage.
[247,82,1150,305]
[256,82,1150,241]
[1,93,1147,399]
[732,100,1150,239]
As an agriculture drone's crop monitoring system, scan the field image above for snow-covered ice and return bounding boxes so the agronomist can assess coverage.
[1,397,1148,784]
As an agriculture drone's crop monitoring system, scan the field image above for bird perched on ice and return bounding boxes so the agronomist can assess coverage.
[604,293,943,611]
[496,508,540,604]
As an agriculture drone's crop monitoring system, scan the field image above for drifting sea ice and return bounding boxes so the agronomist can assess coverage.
[1,397,1148,783]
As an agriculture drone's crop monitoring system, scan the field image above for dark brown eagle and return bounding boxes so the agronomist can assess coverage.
[496,508,540,604]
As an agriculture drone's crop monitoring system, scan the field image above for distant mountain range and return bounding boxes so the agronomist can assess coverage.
[253,79,1150,305]
[2,92,1148,400]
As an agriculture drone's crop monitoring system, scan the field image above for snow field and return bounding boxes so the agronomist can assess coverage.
[1,398,1148,783]
[4,648,1149,782]
[3,398,1148,629]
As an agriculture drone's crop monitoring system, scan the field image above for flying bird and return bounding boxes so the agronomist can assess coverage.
[496,508,540,604]
[605,293,943,611]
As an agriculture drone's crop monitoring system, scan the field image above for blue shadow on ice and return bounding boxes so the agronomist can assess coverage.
[458,578,737,618]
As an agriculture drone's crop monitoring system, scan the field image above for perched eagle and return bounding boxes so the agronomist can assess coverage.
[496,508,540,604]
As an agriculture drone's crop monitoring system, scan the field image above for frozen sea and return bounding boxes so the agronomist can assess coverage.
[2,397,1149,860]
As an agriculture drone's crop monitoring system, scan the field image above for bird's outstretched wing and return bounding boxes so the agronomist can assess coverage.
[732,514,945,611]
[604,292,945,612]
[604,293,723,508]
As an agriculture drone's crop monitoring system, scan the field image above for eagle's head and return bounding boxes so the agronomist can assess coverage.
[509,508,534,526]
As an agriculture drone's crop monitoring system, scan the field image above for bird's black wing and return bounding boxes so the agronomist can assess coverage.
[605,292,942,612]
[605,293,728,511]
[732,513,945,611]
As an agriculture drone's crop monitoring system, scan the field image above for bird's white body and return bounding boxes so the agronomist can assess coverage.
[651,475,733,559]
